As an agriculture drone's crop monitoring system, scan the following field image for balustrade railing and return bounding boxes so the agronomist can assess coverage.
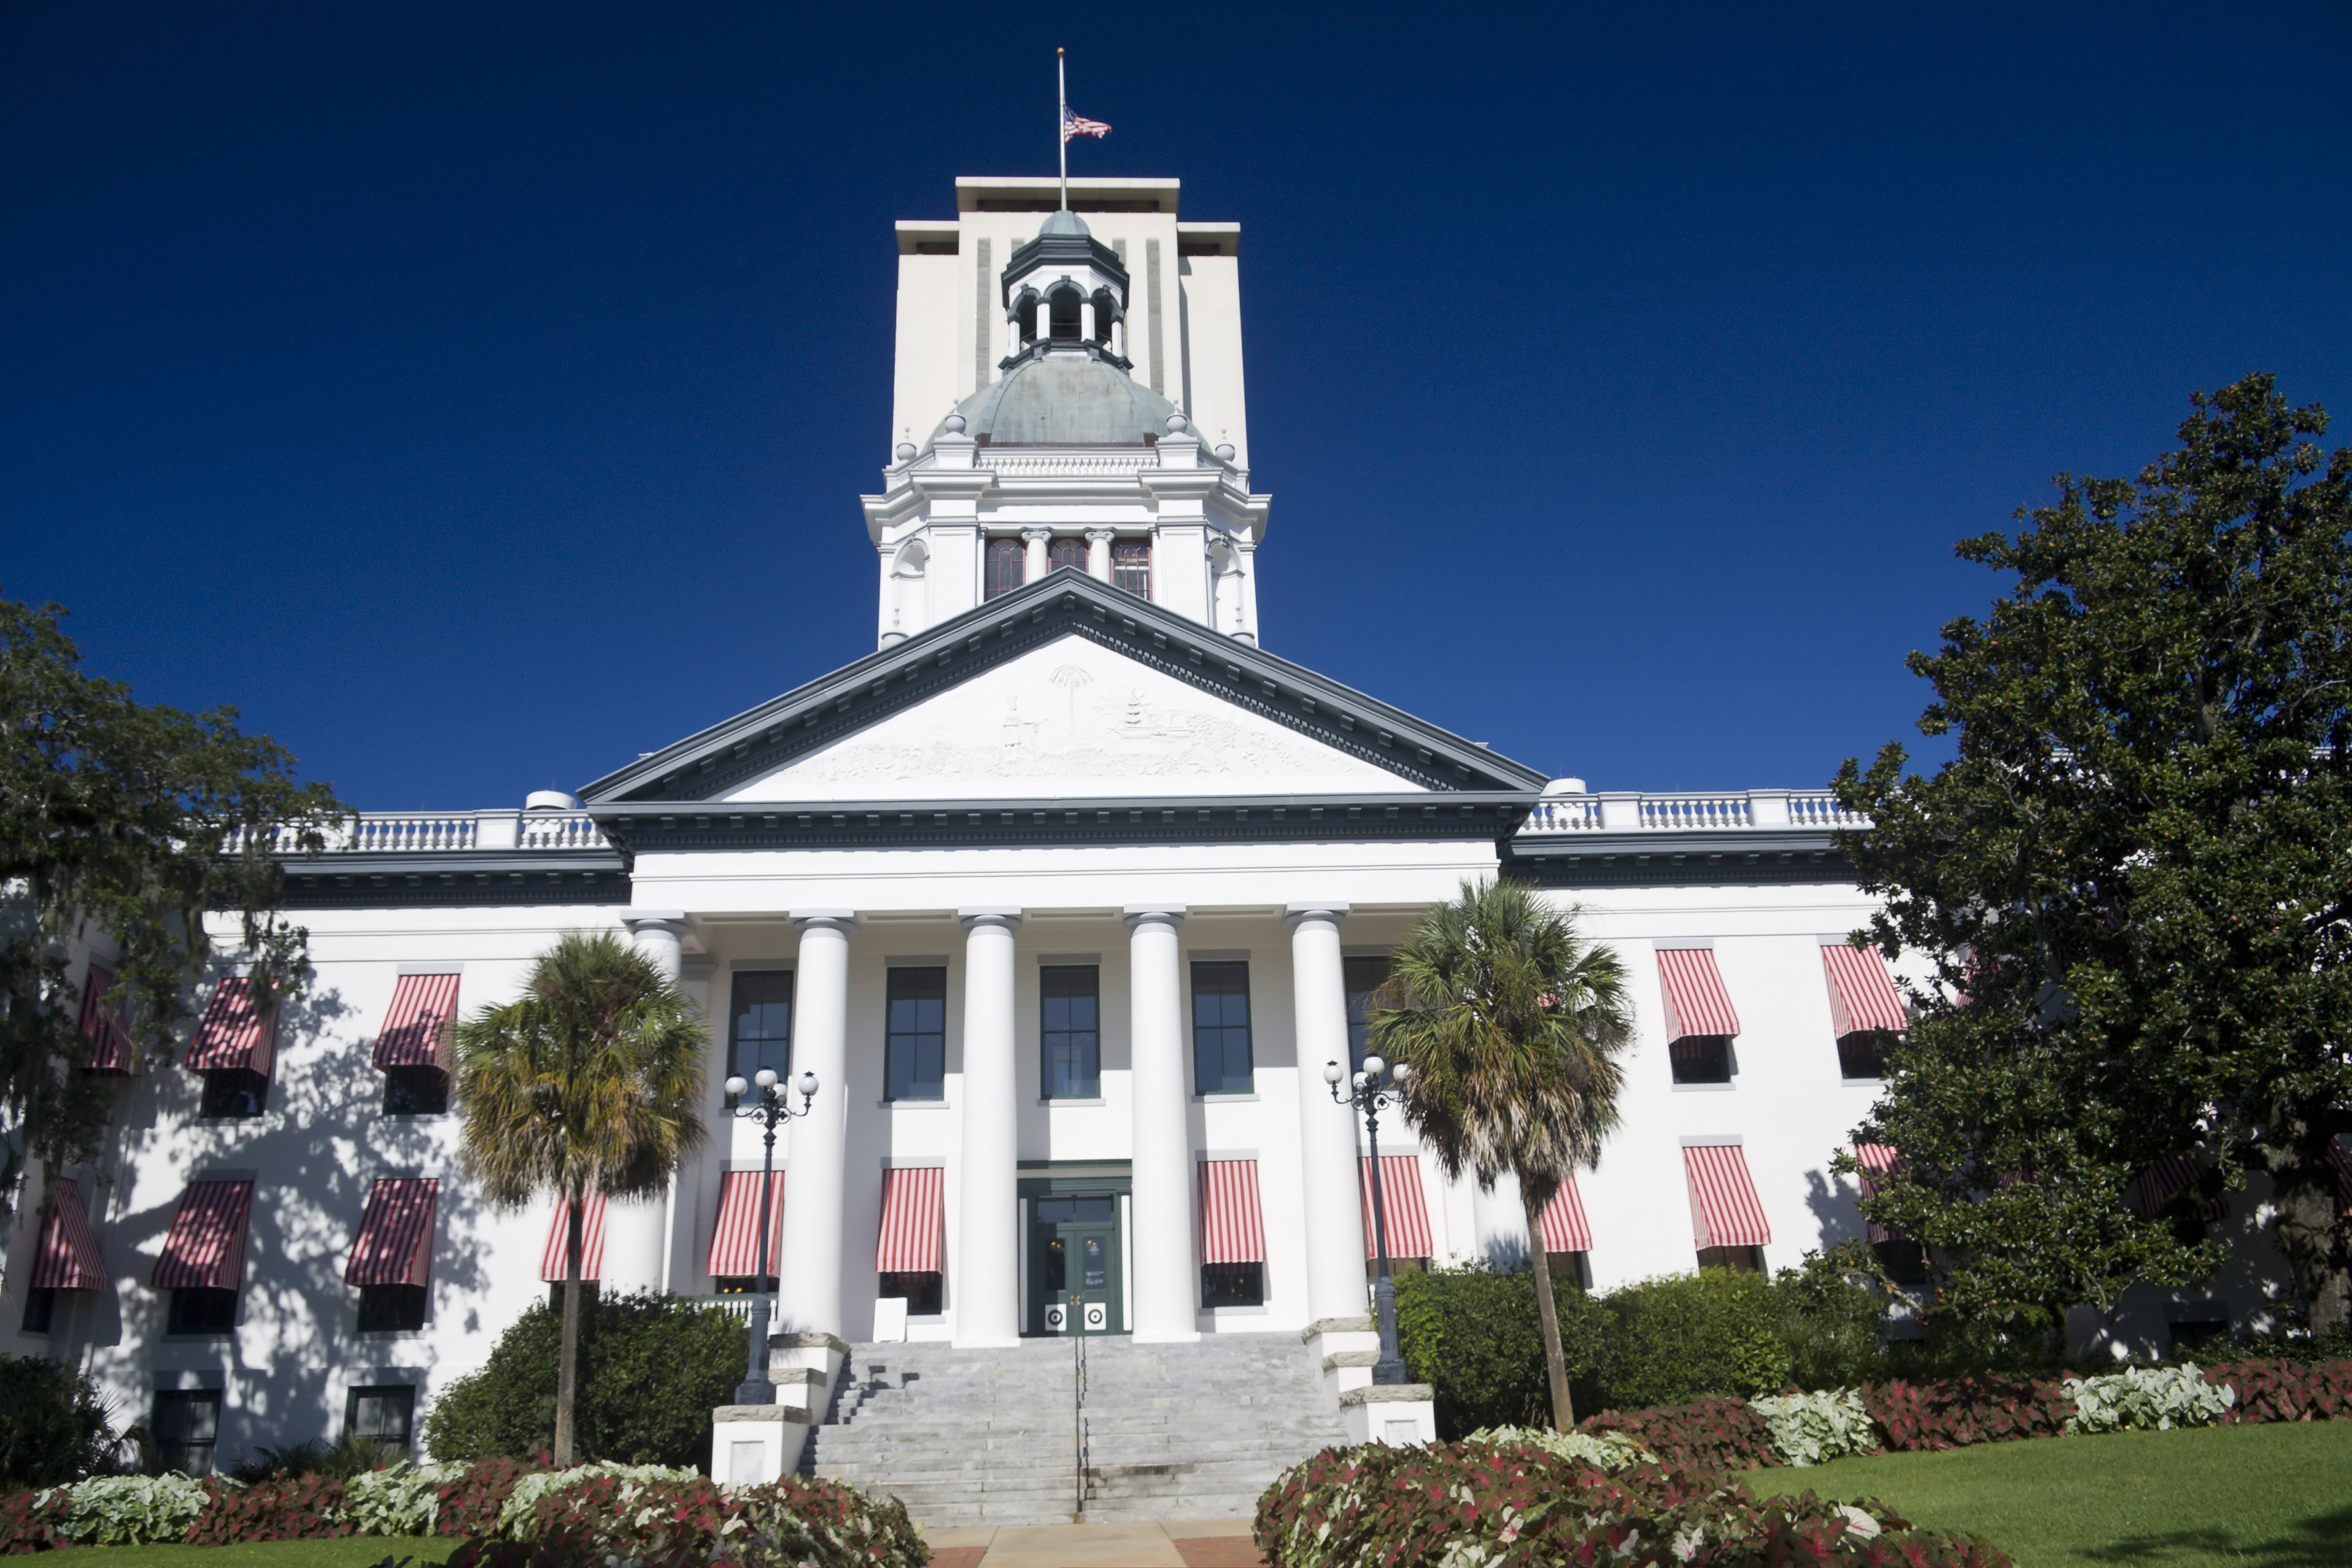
[350,814,480,853]
[230,811,605,856]
[1518,790,1866,835]
[986,453,1158,475]
[519,814,603,849]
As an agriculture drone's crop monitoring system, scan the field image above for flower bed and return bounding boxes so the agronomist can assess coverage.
[0,1459,925,1568]
[1256,1435,2010,1568]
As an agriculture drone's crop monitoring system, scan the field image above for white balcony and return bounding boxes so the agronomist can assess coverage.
[1518,789,1866,836]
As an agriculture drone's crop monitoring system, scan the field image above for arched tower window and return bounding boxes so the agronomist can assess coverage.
[984,537,1025,599]
[1047,285,1082,341]
[1112,539,1151,598]
[1046,537,1085,573]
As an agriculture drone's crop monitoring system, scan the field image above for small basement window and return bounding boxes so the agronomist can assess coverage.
[1202,1262,1264,1307]
[346,1384,416,1455]
[879,1271,943,1316]
[152,1390,221,1475]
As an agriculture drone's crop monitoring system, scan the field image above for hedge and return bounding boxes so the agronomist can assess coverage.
[0,1458,926,1568]
[1255,1435,2010,1568]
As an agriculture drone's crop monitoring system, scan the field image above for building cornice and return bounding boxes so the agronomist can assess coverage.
[1502,828,1855,888]
[277,850,630,909]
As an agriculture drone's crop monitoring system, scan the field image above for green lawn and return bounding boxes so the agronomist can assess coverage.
[37,1540,454,1567]
[1741,1421,2352,1567]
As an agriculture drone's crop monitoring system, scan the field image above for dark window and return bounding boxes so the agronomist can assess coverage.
[1191,961,1253,1096]
[1041,966,1101,1098]
[345,1384,416,1454]
[1696,1244,1763,1273]
[885,968,948,1102]
[2169,1318,2231,1354]
[711,1273,777,1294]
[1837,1032,1887,1080]
[729,970,794,1083]
[1046,537,1085,573]
[1202,1262,1264,1307]
[152,1389,221,1475]
[879,1271,944,1315]
[985,538,1025,600]
[199,1069,268,1118]
[1035,1196,1116,1224]
[912,240,958,255]
[1111,539,1151,598]
[1048,288,1080,340]
[1669,1035,1734,1085]
[357,1284,428,1333]
[382,1067,448,1116]
[167,1289,237,1335]
[1873,1238,1930,1289]
[1343,956,1391,1074]
[21,1289,55,1334]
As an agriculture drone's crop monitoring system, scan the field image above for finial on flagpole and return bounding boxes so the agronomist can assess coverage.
[1056,48,1068,212]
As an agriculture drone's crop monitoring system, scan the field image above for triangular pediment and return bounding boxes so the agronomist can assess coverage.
[724,633,1417,802]
[578,571,1546,806]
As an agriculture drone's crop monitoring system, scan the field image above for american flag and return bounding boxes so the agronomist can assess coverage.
[1063,107,1112,142]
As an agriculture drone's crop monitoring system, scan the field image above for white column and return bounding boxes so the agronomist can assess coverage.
[1285,905,1371,1327]
[1080,299,1096,342]
[1022,526,1053,583]
[1124,905,1199,1342]
[1110,318,1123,357]
[612,913,690,1295]
[775,912,855,1339]
[955,909,1022,1347]
[1085,528,1117,582]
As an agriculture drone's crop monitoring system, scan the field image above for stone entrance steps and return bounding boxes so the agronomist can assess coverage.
[806,1333,1348,1527]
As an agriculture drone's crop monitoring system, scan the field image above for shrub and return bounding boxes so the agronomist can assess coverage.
[1752,1387,1881,1466]
[0,1489,71,1554]
[346,1461,452,1537]
[1862,1375,2072,1451]
[229,1432,412,1484]
[424,1290,746,1468]
[0,1355,112,1489]
[1581,1395,1781,1472]
[1464,1423,1651,1469]
[1394,1262,1609,1433]
[497,1463,699,1538]
[1597,1267,1792,1408]
[437,1472,926,1568]
[1771,1243,1899,1391]
[1254,1438,2010,1568]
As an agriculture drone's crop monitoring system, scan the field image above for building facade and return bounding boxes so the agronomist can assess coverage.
[9,175,2287,1473]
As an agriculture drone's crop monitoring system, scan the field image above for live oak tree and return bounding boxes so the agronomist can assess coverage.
[0,598,344,1199]
[1834,375,2352,1336]
[1370,878,1634,1428]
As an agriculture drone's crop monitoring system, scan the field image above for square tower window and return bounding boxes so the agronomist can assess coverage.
[1112,539,1151,598]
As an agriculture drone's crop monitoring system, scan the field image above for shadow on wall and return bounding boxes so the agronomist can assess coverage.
[83,977,502,1468]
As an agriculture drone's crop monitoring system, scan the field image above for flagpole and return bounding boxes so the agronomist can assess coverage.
[1057,47,1068,212]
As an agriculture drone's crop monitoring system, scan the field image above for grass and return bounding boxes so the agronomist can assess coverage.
[1740,1420,2352,1567]
[33,1539,455,1567]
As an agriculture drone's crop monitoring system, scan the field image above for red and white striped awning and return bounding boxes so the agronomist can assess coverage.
[1821,944,1909,1037]
[706,1170,786,1278]
[184,978,276,1076]
[876,1168,944,1274]
[1855,1143,1900,1243]
[346,1178,439,1287]
[151,1180,255,1291]
[540,1192,607,1283]
[1684,1142,1772,1250]
[1656,948,1740,1041]
[1359,1155,1434,1260]
[1198,1159,1267,1266]
[78,966,134,1075]
[31,1179,108,1291]
[1536,1177,1592,1254]
[374,974,460,1071]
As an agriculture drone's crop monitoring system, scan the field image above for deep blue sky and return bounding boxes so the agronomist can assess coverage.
[7,3,2346,808]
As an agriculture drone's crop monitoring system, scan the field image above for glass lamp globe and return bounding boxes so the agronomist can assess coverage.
[1362,1054,1385,1080]
[1390,1062,1412,1085]
[797,1069,820,1098]
[1321,1060,1344,1085]
[724,1075,748,1098]
[754,1067,778,1090]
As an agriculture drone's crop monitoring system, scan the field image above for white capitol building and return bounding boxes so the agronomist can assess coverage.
[20,173,2279,1515]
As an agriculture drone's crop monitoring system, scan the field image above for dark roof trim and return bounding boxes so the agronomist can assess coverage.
[578,571,1549,804]
[1502,829,1854,889]
[279,851,630,909]
[603,793,1531,852]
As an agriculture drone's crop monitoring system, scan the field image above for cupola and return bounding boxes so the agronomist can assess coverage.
[999,209,1131,368]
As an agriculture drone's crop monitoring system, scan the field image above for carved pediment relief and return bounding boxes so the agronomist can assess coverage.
[722,634,1422,802]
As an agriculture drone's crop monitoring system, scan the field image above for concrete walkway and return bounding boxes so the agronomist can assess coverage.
[922,1515,1263,1568]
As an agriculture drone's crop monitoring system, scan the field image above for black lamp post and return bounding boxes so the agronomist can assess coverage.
[721,1065,818,1405]
[1325,1053,1413,1385]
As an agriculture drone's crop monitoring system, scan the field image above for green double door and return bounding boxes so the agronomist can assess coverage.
[1031,1195,1121,1335]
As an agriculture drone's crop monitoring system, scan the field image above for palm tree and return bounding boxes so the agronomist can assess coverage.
[452,930,707,1465]
[1368,878,1633,1430]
